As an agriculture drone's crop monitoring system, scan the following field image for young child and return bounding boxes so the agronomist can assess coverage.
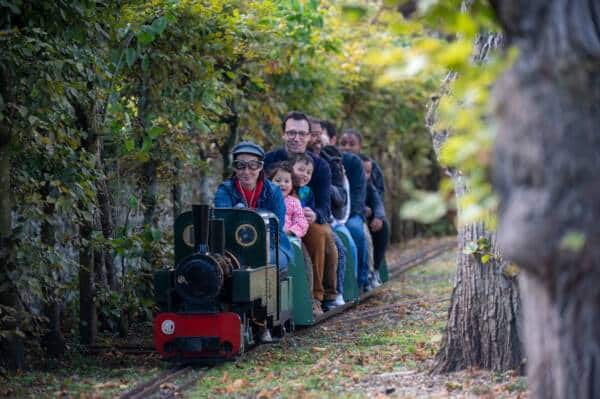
[268,161,309,239]
[289,153,315,210]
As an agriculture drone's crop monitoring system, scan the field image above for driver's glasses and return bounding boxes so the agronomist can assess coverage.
[233,160,263,171]
[285,130,309,138]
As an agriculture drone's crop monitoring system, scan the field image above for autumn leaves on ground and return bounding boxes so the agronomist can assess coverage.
[3,243,527,398]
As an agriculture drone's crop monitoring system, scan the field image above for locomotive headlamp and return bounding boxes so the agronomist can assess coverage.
[235,224,257,247]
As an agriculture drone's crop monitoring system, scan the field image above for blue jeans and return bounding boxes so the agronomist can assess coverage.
[334,224,358,278]
[345,215,369,288]
[333,234,346,295]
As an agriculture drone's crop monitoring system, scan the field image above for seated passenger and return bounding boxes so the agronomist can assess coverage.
[264,111,338,316]
[360,154,389,287]
[213,141,292,275]
[337,129,371,292]
[290,153,315,210]
[307,119,349,307]
[268,161,309,240]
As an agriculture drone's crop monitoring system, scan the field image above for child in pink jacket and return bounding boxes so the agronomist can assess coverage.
[268,161,309,238]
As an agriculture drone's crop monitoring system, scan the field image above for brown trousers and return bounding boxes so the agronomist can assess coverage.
[303,223,338,301]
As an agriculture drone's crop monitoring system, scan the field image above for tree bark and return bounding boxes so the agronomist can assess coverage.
[74,99,100,346]
[427,32,523,373]
[96,169,116,290]
[171,159,182,218]
[78,220,97,345]
[491,1,600,397]
[40,184,65,359]
[0,63,25,371]
[219,100,239,180]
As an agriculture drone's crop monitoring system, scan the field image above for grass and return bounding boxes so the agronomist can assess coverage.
[185,249,458,398]
[5,247,525,398]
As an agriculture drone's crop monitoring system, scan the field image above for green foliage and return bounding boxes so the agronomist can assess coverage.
[355,0,514,225]
[463,236,495,264]
[1,0,446,354]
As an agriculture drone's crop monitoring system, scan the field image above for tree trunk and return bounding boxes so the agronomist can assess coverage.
[0,63,25,371]
[138,75,158,229]
[78,220,97,345]
[491,1,600,397]
[219,101,239,180]
[432,222,522,372]
[96,170,116,290]
[426,32,522,373]
[74,99,100,346]
[40,186,65,359]
[172,159,182,218]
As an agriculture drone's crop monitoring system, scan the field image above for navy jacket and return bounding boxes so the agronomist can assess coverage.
[213,178,292,268]
[341,152,367,219]
[371,160,385,196]
[264,148,332,224]
[366,181,386,220]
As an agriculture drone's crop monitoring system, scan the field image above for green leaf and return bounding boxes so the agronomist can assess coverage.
[481,254,491,264]
[138,29,155,46]
[124,138,135,152]
[125,48,138,67]
[560,231,586,252]
[128,195,138,209]
[463,241,478,255]
[151,16,168,35]
[141,54,150,73]
[141,137,152,152]
[342,5,367,23]
[148,126,165,139]
[151,228,161,241]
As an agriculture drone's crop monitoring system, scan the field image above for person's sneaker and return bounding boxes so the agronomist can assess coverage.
[375,270,383,285]
[370,271,381,288]
[333,293,345,306]
[258,327,273,343]
[321,300,340,312]
[313,300,324,317]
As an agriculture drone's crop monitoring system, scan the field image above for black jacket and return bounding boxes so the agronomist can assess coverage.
[320,145,348,215]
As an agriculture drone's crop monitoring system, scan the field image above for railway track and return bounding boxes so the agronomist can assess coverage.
[119,365,202,399]
[117,238,455,398]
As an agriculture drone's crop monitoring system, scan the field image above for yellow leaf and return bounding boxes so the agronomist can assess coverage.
[435,40,472,70]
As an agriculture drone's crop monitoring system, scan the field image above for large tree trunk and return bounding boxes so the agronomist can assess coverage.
[427,32,522,373]
[0,63,25,371]
[432,221,522,372]
[491,1,600,397]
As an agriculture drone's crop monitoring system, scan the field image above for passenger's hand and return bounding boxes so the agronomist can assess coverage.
[365,206,373,218]
[370,217,383,232]
[303,207,317,224]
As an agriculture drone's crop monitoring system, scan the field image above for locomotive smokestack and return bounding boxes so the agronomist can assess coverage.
[192,204,210,253]
[209,219,225,255]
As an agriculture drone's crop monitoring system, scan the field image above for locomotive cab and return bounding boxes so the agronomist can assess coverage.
[153,205,293,362]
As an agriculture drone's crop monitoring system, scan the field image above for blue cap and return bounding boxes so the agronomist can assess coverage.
[232,141,265,160]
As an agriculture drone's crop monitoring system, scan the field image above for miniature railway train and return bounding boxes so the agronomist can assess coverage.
[153,204,388,363]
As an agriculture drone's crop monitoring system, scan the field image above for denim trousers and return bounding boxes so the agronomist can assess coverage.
[333,224,358,277]
[345,214,369,288]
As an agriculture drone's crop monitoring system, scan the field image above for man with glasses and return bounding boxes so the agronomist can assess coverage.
[264,111,339,314]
